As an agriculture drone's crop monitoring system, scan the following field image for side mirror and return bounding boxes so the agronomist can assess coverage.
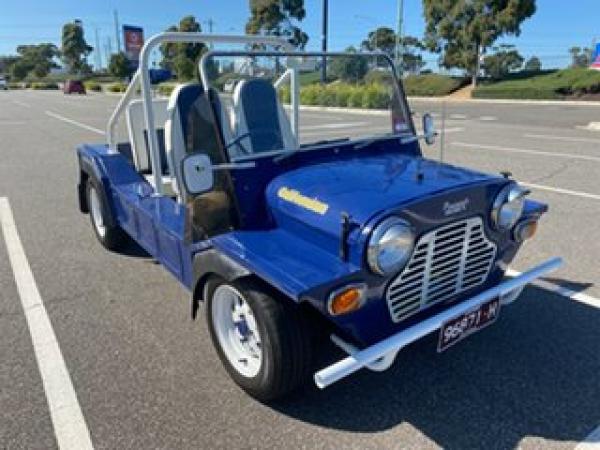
[181,154,214,195]
[423,113,436,146]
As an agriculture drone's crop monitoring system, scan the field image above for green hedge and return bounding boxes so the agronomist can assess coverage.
[7,82,24,89]
[84,81,102,92]
[473,68,600,99]
[106,82,127,93]
[280,82,391,109]
[156,83,178,97]
[31,82,59,90]
[403,74,466,97]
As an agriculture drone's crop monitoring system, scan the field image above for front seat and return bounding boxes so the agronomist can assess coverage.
[231,78,297,157]
[165,83,234,237]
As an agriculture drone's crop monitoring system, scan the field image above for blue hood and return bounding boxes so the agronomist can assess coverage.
[266,154,500,236]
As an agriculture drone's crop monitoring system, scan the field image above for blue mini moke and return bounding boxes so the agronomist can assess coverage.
[77,33,562,401]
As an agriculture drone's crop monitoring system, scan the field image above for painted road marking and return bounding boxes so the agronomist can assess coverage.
[0,198,94,450]
[506,269,600,449]
[301,126,465,139]
[524,133,600,145]
[576,427,600,450]
[12,100,31,108]
[45,111,104,135]
[452,142,600,163]
[522,182,600,202]
[301,122,369,131]
[450,114,468,119]
[479,116,498,121]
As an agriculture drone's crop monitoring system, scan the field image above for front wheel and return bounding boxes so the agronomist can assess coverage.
[205,277,313,402]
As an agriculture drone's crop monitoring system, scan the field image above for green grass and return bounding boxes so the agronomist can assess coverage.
[403,74,467,97]
[30,81,59,90]
[106,82,127,93]
[83,81,102,92]
[473,68,600,99]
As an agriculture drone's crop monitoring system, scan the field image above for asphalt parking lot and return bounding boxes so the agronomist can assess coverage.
[1,89,599,449]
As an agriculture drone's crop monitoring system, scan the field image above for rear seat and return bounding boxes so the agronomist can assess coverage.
[125,98,175,195]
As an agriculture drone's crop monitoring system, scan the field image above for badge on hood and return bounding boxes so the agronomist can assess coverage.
[277,187,329,215]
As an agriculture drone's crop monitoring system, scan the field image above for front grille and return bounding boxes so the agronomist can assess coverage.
[386,217,497,323]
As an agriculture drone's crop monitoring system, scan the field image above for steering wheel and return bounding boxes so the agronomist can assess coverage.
[225,129,285,156]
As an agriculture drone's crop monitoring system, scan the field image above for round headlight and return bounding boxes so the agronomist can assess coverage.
[367,218,414,275]
[491,184,528,230]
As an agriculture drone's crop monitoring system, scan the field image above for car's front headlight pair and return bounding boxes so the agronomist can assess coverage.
[367,218,414,276]
[491,184,528,231]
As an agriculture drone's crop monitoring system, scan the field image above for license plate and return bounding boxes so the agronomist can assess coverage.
[437,298,501,352]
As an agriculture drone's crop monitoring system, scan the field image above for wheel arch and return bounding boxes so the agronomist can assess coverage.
[77,154,117,228]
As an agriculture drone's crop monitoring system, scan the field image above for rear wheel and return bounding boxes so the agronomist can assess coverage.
[205,277,313,402]
[86,180,126,251]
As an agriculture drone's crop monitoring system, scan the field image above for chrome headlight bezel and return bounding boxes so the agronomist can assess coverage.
[367,217,415,276]
[491,183,529,231]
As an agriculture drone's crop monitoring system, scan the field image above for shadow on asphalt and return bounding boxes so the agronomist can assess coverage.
[271,286,600,449]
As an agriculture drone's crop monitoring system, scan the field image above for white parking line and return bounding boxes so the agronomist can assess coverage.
[522,182,600,202]
[12,100,31,108]
[452,142,600,163]
[576,427,600,450]
[506,269,600,449]
[450,114,468,119]
[45,111,104,135]
[524,133,600,145]
[0,198,94,450]
[301,122,369,131]
[479,116,498,121]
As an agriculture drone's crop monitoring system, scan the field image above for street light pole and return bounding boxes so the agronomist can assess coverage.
[395,0,404,75]
[321,0,328,84]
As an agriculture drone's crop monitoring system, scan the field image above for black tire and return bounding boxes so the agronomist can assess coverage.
[86,180,127,251]
[205,277,313,402]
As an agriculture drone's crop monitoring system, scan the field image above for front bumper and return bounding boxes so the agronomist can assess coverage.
[314,257,563,389]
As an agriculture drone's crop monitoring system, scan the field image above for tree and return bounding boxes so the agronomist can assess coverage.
[246,0,308,49]
[483,45,524,79]
[159,16,207,80]
[569,47,591,68]
[61,21,93,74]
[0,55,19,75]
[361,28,426,74]
[524,56,542,72]
[8,44,59,80]
[330,47,368,82]
[423,0,536,86]
[108,52,130,78]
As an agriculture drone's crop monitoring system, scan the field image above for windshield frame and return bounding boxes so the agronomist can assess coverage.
[199,50,416,161]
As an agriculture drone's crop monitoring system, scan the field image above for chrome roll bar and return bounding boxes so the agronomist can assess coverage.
[106,32,293,196]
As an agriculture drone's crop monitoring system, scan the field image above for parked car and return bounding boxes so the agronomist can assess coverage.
[64,79,86,94]
[76,33,562,401]
[0,77,7,90]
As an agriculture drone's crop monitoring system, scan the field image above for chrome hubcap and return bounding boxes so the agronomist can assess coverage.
[89,187,106,238]
[212,285,262,378]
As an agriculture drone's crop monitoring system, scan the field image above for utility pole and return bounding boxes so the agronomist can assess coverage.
[321,0,328,84]
[395,0,404,75]
[104,37,112,69]
[114,10,121,52]
[204,19,215,49]
[94,28,102,71]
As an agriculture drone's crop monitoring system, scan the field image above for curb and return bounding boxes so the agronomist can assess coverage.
[407,96,600,107]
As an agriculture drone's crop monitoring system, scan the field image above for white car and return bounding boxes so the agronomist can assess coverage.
[0,77,7,90]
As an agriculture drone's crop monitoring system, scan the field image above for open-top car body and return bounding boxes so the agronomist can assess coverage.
[76,32,562,401]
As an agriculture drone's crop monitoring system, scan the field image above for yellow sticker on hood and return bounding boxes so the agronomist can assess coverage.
[277,187,329,215]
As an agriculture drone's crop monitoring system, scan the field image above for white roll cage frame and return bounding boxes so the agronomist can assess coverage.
[106,32,295,196]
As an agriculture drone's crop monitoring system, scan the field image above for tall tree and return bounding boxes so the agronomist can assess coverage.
[246,0,309,49]
[61,22,93,74]
[423,0,536,86]
[159,16,206,80]
[361,28,426,74]
[108,52,131,78]
[329,47,368,82]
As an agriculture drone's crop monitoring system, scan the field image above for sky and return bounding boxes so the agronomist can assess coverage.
[1,0,598,70]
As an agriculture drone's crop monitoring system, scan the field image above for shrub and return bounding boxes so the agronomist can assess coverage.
[404,74,466,97]
[361,84,390,109]
[31,82,59,90]
[157,83,178,97]
[84,81,102,92]
[7,82,23,89]
[278,86,291,104]
[107,82,127,93]
[299,84,321,105]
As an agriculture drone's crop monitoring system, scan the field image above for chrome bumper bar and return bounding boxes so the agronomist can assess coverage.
[314,257,563,389]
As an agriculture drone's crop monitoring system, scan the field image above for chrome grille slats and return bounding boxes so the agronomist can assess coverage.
[386,217,497,323]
